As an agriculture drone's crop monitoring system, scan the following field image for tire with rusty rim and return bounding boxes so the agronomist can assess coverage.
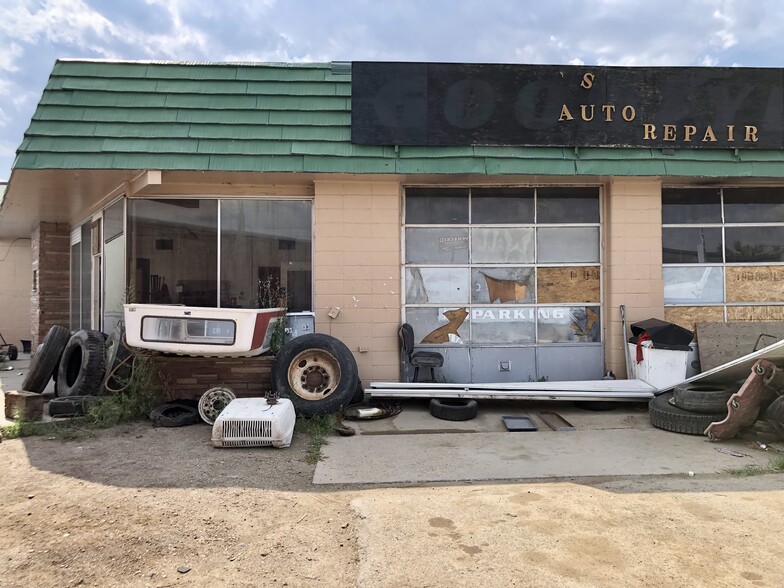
[273,333,359,417]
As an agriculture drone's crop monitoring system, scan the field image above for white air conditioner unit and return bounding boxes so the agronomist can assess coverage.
[211,397,296,448]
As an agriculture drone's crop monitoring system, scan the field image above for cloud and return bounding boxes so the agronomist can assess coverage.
[0,0,783,181]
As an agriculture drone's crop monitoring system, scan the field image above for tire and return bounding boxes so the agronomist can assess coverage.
[7,345,18,361]
[22,325,70,393]
[672,383,737,414]
[429,398,479,421]
[273,333,359,417]
[48,395,100,417]
[649,392,726,436]
[56,330,107,398]
[149,401,201,427]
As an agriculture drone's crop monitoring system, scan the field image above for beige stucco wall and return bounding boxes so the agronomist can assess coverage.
[313,180,402,383]
[603,177,665,377]
[0,237,32,349]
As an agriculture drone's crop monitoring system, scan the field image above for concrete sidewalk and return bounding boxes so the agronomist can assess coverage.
[314,399,776,484]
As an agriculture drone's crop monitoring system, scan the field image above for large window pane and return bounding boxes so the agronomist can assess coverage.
[471,267,534,304]
[537,306,601,343]
[725,226,784,263]
[127,199,218,307]
[663,267,724,304]
[405,188,469,224]
[662,227,723,263]
[221,200,312,311]
[537,227,600,263]
[471,306,535,343]
[662,188,721,224]
[405,267,470,304]
[471,187,534,224]
[724,188,784,223]
[405,228,469,264]
[471,227,534,263]
[537,187,599,223]
[405,307,469,345]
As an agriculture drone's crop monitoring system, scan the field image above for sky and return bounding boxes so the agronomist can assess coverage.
[1,0,783,181]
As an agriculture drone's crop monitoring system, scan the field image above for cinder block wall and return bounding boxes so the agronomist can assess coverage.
[313,180,402,383]
[31,223,71,352]
[0,237,32,350]
[604,177,664,377]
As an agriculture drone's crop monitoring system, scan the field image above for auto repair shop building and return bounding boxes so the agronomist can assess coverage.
[2,59,784,385]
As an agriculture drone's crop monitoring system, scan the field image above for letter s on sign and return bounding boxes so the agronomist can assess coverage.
[580,73,595,90]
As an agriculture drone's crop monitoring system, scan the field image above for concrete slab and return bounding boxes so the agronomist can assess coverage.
[315,400,772,484]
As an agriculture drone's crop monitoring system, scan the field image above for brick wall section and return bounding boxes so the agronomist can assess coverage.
[0,238,32,349]
[313,180,402,383]
[31,222,71,352]
[153,355,275,400]
[604,178,664,377]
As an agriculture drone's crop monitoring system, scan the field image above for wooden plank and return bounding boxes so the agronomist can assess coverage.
[696,321,784,371]
[537,266,600,303]
[727,305,784,321]
[664,306,725,335]
[726,266,784,302]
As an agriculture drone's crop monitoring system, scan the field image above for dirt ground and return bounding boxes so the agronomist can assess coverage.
[2,422,784,587]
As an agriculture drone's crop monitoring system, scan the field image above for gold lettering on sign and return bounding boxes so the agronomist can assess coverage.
[621,105,636,121]
[643,124,657,140]
[727,125,735,141]
[683,125,697,142]
[559,104,574,121]
[580,105,595,121]
[601,104,615,121]
[580,73,595,89]
[702,126,717,142]
[745,125,759,142]
[663,124,677,141]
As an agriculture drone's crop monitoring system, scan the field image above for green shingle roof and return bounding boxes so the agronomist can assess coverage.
[13,59,784,177]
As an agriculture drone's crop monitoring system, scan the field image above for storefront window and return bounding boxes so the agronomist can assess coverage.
[220,200,312,311]
[126,198,312,312]
[662,187,784,326]
[127,199,218,306]
[404,185,602,347]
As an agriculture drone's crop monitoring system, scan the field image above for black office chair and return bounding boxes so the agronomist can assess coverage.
[399,323,444,382]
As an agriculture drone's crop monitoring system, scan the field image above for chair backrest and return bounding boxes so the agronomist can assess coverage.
[399,323,415,358]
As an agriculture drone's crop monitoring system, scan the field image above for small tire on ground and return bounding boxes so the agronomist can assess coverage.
[56,330,107,398]
[7,345,18,361]
[22,325,70,393]
[672,382,737,414]
[48,395,100,417]
[149,401,201,427]
[429,398,479,421]
[649,392,726,436]
[273,333,359,417]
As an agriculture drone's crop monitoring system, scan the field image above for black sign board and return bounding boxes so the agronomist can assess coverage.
[351,62,784,149]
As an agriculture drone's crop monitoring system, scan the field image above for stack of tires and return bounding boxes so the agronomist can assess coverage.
[649,383,737,436]
[22,326,115,418]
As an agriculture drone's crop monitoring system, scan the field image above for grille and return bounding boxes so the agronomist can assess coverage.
[222,419,273,441]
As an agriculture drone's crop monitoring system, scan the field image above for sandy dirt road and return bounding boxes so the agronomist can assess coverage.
[1,422,783,587]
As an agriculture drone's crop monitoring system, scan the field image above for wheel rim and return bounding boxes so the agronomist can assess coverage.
[287,348,342,401]
[198,386,236,424]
